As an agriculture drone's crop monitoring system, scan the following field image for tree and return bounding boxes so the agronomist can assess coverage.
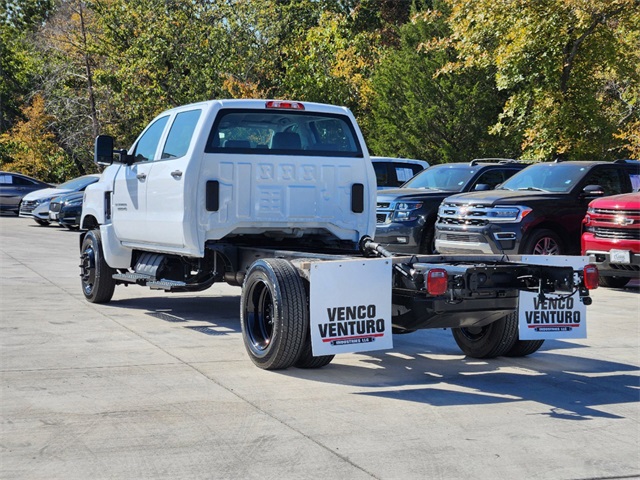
[0,94,78,182]
[440,0,640,160]
[368,4,518,162]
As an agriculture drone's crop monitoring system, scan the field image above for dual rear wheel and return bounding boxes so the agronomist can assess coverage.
[240,258,334,370]
[451,312,544,358]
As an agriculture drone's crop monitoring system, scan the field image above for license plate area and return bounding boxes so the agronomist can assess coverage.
[610,249,631,264]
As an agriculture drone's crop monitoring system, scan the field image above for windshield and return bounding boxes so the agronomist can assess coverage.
[58,176,98,190]
[499,163,588,193]
[206,109,363,157]
[402,164,478,192]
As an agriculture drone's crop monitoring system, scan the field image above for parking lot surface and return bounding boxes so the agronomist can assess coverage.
[1,216,639,480]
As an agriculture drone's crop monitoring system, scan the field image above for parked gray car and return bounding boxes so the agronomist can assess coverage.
[0,171,53,215]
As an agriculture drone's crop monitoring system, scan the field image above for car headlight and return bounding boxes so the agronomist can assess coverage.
[65,198,83,206]
[37,197,52,205]
[393,202,423,222]
[486,206,532,223]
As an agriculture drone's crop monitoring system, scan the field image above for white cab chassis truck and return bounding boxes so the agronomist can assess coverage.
[80,99,598,370]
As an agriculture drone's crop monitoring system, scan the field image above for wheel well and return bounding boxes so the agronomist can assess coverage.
[520,223,571,254]
[82,215,99,231]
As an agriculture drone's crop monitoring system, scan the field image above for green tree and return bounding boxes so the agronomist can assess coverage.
[368,5,517,162]
[441,0,640,160]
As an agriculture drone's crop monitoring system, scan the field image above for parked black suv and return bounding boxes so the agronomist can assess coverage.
[435,160,640,255]
[375,159,527,254]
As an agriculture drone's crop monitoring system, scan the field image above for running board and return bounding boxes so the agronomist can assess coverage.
[112,272,187,291]
[113,272,152,284]
[147,279,187,290]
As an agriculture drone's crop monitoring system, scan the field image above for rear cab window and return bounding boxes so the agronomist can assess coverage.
[204,109,363,157]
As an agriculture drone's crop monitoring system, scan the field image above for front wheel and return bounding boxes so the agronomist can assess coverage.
[522,229,563,255]
[240,259,307,370]
[35,219,50,226]
[80,230,116,303]
[451,312,518,358]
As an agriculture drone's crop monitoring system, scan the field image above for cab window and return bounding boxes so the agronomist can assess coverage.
[133,116,169,162]
[162,110,202,160]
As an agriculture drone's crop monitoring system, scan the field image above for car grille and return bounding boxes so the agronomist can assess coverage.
[594,227,640,240]
[593,207,640,216]
[49,201,62,213]
[438,203,490,226]
[376,213,388,224]
[442,233,479,243]
[20,200,38,213]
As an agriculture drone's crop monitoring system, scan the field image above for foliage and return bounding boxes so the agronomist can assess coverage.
[1,0,638,182]
[438,0,640,160]
[369,4,519,163]
[0,94,78,182]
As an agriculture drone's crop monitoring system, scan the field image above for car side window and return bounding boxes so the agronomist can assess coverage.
[374,162,389,186]
[132,116,169,163]
[0,174,12,185]
[473,169,505,190]
[394,164,423,184]
[582,167,624,196]
[12,176,37,186]
[161,109,202,160]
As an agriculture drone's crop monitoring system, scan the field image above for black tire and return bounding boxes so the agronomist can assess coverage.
[80,229,116,303]
[599,276,631,288]
[35,219,50,226]
[451,312,518,358]
[419,224,436,254]
[521,229,563,255]
[241,259,307,370]
[504,339,545,357]
[294,337,335,369]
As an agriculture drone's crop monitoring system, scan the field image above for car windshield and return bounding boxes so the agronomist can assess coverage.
[402,164,478,192]
[58,176,97,190]
[499,163,588,193]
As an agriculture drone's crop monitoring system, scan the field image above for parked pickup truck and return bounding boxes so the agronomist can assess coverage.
[582,192,640,288]
[79,99,598,370]
[435,160,640,256]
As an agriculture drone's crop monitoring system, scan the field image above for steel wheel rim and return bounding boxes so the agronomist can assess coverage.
[459,326,488,341]
[532,237,560,255]
[246,281,274,354]
[81,243,96,295]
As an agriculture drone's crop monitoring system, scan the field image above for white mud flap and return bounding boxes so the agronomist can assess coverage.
[309,258,393,356]
[518,255,589,340]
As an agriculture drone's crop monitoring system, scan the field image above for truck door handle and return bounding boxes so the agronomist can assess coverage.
[171,170,183,178]
[136,173,147,180]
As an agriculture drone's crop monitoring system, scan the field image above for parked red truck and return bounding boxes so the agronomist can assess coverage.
[582,192,640,288]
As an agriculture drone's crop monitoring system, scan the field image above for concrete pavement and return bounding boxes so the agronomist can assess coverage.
[1,215,639,479]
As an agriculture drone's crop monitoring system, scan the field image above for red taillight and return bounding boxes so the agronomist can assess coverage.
[583,264,599,290]
[426,268,448,296]
[265,100,305,110]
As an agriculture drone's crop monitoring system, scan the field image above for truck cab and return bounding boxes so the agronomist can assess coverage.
[82,99,377,268]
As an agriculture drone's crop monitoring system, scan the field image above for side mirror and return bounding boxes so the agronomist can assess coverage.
[582,184,605,198]
[474,183,490,191]
[95,135,114,166]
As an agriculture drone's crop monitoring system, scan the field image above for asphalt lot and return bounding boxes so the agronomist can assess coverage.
[1,215,639,480]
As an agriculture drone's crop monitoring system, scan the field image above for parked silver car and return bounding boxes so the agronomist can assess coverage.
[19,174,99,226]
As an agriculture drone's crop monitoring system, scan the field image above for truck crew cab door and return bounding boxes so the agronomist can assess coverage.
[112,115,169,244]
[143,108,202,248]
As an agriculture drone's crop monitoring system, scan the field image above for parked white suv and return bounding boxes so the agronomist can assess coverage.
[371,157,429,189]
